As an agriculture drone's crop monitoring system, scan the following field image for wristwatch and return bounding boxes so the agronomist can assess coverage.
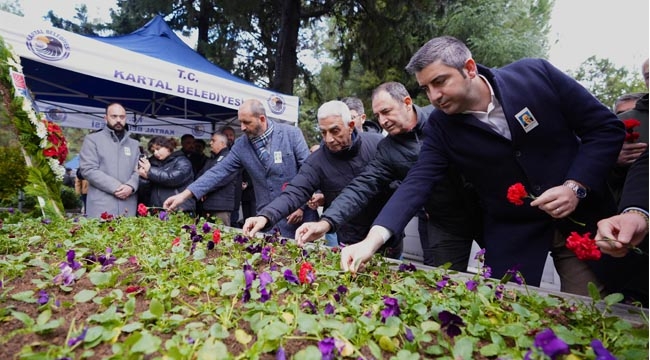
[563,180,587,199]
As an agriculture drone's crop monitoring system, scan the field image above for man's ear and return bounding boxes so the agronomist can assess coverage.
[464,58,478,78]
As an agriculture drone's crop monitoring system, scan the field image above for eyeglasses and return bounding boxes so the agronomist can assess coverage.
[108,114,127,120]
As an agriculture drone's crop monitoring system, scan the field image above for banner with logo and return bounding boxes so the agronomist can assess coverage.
[0,11,299,127]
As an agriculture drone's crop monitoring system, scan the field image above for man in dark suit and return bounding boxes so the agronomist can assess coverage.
[338,36,625,296]
[595,149,648,306]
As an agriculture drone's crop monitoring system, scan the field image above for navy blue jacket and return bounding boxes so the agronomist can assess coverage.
[373,59,625,286]
[146,151,196,211]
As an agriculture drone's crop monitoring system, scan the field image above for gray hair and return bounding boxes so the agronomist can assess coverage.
[317,100,352,126]
[614,92,645,110]
[341,96,365,115]
[405,36,472,76]
[243,99,267,117]
[371,82,410,103]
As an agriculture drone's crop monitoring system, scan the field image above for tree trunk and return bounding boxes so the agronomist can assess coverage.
[271,0,300,95]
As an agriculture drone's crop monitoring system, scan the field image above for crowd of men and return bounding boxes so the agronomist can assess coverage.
[78,36,648,306]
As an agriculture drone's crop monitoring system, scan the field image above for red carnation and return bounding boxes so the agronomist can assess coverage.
[623,119,641,143]
[213,229,221,244]
[565,232,601,261]
[298,261,315,284]
[137,203,148,217]
[506,182,532,206]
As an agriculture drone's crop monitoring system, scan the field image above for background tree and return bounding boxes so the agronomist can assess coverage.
[571,56,646,109]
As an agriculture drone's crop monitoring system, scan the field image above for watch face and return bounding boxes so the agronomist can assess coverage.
[576,187,587,199]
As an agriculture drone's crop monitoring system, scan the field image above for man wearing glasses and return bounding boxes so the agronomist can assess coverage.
[79,102,141,218]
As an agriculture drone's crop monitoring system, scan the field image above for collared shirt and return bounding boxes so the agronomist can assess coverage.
[463,75,511,140]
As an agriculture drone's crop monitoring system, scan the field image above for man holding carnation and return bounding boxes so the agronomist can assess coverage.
[338,36,624,296]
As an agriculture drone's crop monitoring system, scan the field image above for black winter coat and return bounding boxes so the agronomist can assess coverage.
[322,105,481,239]
[196,148,237,212]
[146,151,196,211]
[259,130,389,245]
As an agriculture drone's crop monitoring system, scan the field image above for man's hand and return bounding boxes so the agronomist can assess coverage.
[242,216,268,237]
[286,208,304,224]
[340,228,386,273]
[163,190,192,211]
[114,184,133,200]
[307,193,325,210]
[295,220,331,247]
[617,142,647,166]
[530,184,579,219]
[595,212,648,257]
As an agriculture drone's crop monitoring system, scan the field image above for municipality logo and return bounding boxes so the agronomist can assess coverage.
[267,94,286,115]
[26,29,70,62]
[45,106,67,122]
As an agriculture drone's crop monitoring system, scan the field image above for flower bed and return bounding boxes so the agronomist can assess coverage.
[0,210,647,359]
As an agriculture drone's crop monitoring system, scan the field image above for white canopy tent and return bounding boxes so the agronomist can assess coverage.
[0,11,300,138]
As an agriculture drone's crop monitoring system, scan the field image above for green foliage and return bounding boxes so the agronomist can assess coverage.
[0,146,28,199]
[0,212,647,358]
[60,186,82,210]
[571,56,646,109]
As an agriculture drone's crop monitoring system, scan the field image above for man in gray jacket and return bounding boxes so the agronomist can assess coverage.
[164,98,310,237]
[79,102,140,218]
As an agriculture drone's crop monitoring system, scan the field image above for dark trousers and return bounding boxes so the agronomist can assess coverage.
[418,210,474,271]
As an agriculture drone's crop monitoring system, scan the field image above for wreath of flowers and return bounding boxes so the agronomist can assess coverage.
[1,36,66,218]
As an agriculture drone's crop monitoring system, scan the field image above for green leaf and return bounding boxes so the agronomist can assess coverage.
[588,282,601,301]
[11,290,36,303]
[421,320,441,333]
[36,309,51,325]
[149,298,164,318]
[452,336,476,359]
[209,323,229,339]
[368,339,382,359]
[131,330,162,354]
[293,345,322,360]
[196,338,230,360]
[88,272,113,287]
[11,311,34,327]
[479,343,502,356]
[258,320,289,341]
[296,313,320,335]
[74,289,97,303]
[498,324,527,338]
[605,293,625,306]
[235,329,252,344]
[375,325,400,337]
[122,322,143,333]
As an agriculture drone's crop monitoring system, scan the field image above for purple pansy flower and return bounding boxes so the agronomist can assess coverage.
[301,300,316,314]
[324,302,335,315]
[506,265,524,285]
[260,287,271,303]
[67,327,88,347]
[261,246,272,261]
[66,250,81,270]
[202,222,212,233]
[404,327,414,342]
[495,284,505,300]
[53,263,76,286]
[398,263,417,272]
[276,346,286,360]
[532,328,570,359]
[591,339,616,360]
[37,290,49,305]
[318,337,336,360]
[159,211,168,220]
[481,265,492,279]
[283,269,299,284]
[234,234,248,244]
[466,280,478,291]
[438,310,465,338]
[436,275,450,291]
[259,272,273,288]
[380,296,401,323]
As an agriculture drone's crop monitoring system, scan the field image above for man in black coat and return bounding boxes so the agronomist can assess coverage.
[195,132,237,226]
[596,149,648,306]
[295,82,480,269]
[242,100,401,256]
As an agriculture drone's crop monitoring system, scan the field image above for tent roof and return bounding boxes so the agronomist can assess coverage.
[94,16,251,87]
[0,11,299,138]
